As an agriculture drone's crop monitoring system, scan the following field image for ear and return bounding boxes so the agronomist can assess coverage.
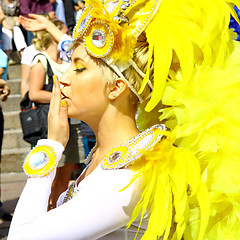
[108,78,128,100]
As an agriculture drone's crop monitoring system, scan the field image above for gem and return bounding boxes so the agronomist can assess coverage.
[113,16,121,22]
[91,29,107,48]
[28,152,48,170]
[77,14,88,33]
[120,4,127,10]
[109,151,122,163]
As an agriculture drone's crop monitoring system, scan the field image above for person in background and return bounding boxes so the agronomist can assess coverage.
[0,0,27,64]
[62,0,75,35]
[73,0,85,22]
[20,43,39,98]
[50,0,66,26]
[19,0,55,45]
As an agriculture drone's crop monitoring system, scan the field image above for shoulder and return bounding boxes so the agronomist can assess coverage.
[31,53,48,70]
[102,124,166,170]
[21,45,39,65]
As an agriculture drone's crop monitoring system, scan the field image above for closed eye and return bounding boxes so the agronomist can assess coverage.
[74,67,86,73]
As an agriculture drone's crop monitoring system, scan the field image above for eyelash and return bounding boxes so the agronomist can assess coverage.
[74,67,86,73]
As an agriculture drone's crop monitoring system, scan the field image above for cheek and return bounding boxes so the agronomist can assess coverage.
[71,78,106,105]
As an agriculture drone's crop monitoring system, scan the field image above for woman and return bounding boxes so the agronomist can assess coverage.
[8,0,240,239]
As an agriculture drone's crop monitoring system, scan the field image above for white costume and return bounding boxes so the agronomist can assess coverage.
[8,125,164,239]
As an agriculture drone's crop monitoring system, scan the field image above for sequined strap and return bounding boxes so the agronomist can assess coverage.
[102,124,165,170]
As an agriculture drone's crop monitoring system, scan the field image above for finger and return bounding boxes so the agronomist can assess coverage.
[49,75,61,114]
[18,16,30,29]
[60,100,68,121]
[28,13,39,20]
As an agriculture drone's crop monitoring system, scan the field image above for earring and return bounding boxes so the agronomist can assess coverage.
[111,94,116,98]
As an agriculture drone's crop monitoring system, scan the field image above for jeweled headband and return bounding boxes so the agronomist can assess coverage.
[72,0,161,103]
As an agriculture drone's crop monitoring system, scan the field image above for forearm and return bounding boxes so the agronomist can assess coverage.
[46,21,64,43]
[8,164,143,239]
[8,139,64,240]
[29,90,52,103]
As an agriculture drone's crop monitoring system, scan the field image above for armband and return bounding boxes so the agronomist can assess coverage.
[23,145,57,178]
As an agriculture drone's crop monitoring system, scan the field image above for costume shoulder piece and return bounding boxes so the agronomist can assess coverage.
[102,124,166,169]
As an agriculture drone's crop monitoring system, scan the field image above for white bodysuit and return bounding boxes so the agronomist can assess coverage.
[7,140,145,240]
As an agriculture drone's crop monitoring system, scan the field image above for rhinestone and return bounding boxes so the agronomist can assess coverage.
[113,16,121,22]
[91,29,107,48]
[28,152,48,170]
[77,14,88,33]
[109,151,122,163]
[120,4,127,10]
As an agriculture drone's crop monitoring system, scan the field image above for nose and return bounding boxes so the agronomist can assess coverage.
[59,68,71,86]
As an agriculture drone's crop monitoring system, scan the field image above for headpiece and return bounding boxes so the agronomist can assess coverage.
[72,0,160,104]
[72,1,240,240]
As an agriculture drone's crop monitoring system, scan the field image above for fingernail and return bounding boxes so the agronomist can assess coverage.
[61,100,67,107]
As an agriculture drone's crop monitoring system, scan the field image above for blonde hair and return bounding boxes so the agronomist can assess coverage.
[73,33,153,109]
[33,19,65,51]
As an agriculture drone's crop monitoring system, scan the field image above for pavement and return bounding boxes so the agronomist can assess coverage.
[0,173,27,239]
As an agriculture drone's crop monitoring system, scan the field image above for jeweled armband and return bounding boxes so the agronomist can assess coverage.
[23,145,57,178]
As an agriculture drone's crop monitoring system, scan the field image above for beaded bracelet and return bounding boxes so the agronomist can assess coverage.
[23,145,57,178]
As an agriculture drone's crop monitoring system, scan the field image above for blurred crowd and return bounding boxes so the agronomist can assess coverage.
[0,0,85,66]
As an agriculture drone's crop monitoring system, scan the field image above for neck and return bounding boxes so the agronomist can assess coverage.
[45,42,60,63]
[87,105,139,163]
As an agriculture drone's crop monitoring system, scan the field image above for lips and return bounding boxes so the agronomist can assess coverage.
[61,91,68,100]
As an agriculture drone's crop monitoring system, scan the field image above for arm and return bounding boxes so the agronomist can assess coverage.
[0,6,5,24]
[18,14,64,43]
[8,77,142,240]
[9,164,141,240]
[29,61,52,103]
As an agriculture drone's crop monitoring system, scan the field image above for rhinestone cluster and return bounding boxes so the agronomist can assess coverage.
[91,29,107,48]
[83,21,114,58]
[63,182,79,203]
[102,124,166,169]
[28,151,48,170]
[23,145,57,178]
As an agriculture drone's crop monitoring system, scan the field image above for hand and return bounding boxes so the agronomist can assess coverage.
[18,14,49,32]
[0,79,10,101]
[48,11,56,20]
[48,75,69,148]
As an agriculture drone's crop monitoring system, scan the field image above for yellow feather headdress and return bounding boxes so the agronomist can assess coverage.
[73,0,240,239]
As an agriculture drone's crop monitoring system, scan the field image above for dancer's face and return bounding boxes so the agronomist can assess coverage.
[60,44,109,122]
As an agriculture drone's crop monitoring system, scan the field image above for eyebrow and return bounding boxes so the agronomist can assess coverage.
[72,57,86,64]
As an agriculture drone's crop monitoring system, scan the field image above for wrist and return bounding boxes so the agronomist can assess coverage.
[23,139,64,178]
